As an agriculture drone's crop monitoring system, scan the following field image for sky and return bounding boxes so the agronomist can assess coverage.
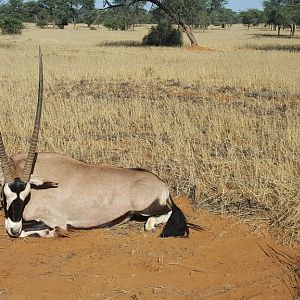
[225,0,263,12]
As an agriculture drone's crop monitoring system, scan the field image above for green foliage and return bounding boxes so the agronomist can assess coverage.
[102,2,149,30]
[148,0,236,29]
[239,9,265,28]
[0,16,23,34]
[263,0,300,35]
[104,17,124,30]
[78,9,98,27]
[36,19,48,28]
[142,22,183,47]
[55,12,69,29]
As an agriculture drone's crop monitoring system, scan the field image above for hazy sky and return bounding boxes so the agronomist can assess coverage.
[225,0,263,11]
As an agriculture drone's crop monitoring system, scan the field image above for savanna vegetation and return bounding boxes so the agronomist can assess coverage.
[0,21,299,243]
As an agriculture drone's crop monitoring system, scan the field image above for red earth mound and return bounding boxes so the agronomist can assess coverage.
[0,197,299,299]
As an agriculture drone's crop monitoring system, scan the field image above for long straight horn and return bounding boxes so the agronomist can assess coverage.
[0,132,14,183]
[20,47,43,182]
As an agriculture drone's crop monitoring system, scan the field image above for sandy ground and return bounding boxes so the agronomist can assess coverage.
[0,198,299,300]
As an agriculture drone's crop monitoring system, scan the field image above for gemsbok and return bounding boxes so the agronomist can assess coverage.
[0,49,199,238]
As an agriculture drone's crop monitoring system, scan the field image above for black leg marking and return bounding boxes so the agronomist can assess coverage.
[138,199,171,216]
[22,220,52,232]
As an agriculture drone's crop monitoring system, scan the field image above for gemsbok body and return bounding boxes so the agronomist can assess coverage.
[0,50,197,238]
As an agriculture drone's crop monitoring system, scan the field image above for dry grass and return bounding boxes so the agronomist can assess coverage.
[0,24,299,242]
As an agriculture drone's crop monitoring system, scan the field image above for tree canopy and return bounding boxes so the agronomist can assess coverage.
[0,0,298,39]
[263,0,300,35]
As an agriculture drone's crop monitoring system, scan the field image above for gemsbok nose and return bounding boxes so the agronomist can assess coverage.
[7,222,22,238]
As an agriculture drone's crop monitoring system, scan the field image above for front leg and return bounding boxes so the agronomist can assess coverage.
[20,220,68,237]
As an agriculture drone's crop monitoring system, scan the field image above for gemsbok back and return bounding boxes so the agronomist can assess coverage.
[0,50,198,238]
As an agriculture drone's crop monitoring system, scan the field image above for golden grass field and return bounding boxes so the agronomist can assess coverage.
[0,23,299,242]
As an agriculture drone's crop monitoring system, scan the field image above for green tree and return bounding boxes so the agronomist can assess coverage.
[239,9,265,29]
[263,0,300,36]
[0,0,24,20]
[213,8,236,28]
[110,1,146,30]
[66,0,96,28]
[77,0,97,27]
[282,0,300,35]
[0,15,23,34]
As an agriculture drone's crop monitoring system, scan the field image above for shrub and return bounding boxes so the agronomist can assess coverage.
[0,17,23,35]
[103,19,124,30]
[36,19,48,29]
[142,22,183,47]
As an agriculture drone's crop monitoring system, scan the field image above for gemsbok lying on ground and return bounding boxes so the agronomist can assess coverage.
[0,50,199,238]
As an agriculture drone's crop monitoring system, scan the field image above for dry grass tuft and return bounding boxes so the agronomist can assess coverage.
[0,24,299,242]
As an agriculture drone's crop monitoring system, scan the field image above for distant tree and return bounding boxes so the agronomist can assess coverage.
[7,0,23,19]
[263,0,300,36]
[66,0,96,28]
[102,9,124,29]
[107,1,146,30]
[0,16,23,34]
[0,0,24,20]
[281,0,300,36]
[77,0,98,27]
[22,1,42,23]
[207,0,228,12]
[239,9,265,29]
[213,8,237,28]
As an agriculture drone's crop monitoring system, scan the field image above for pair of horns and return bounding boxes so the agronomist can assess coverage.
[0,47,43,183]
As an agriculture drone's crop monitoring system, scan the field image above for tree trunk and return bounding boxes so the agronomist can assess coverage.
[278,26,281,36]
[71,8,77,29]
[182,24,198,46]
[292,24,295,36]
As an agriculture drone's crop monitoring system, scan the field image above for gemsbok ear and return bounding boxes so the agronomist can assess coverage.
[30,175,58,190]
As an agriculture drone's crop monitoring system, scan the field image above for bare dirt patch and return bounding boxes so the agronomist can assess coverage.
[0,198,298,299]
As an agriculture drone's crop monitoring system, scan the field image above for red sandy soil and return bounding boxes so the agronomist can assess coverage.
[0,197,299,300]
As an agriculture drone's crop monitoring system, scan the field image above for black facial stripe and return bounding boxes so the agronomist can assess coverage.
[8,178,27,193]
[2,178,28,221]
[1,189,8,217]
[7,198,24,222]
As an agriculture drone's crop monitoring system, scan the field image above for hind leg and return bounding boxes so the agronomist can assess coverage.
[145,211,172,231]
[136,197,171,232]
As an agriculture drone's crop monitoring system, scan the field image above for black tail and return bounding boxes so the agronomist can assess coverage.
[160,197,202,238]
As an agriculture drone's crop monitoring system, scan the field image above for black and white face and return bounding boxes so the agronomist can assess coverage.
[1,178,30,238]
